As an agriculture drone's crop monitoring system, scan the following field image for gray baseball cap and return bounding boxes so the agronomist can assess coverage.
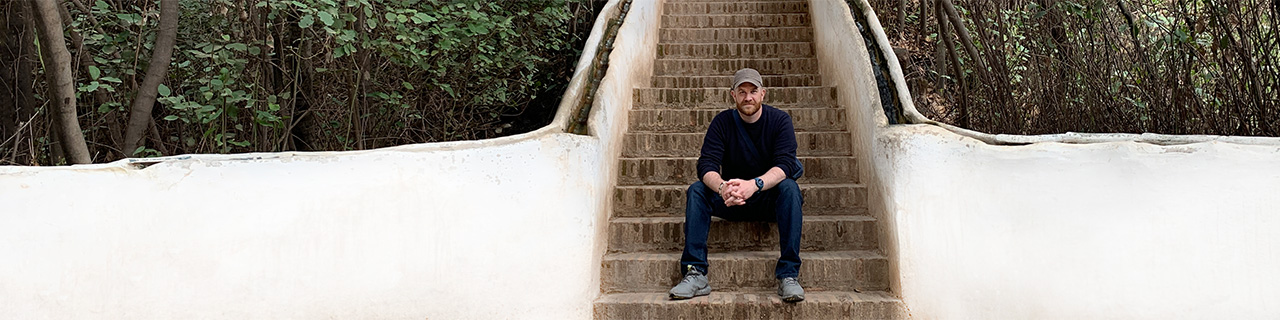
[731,68,763,90]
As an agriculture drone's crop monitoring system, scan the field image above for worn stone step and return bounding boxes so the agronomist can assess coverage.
[632,102,839,110]
[660,27,814,43]
[627,108,847,133]
[662,13,810,28]
[654,57,819,75]
[634,86,835,106]
[613,183,868,218]
[593,291,906,320]
[651,74,822,88]
[617,156,858,186]
[607,216,878,253]
[658,42,814,59]
[664,2,810,15]
[602,251,889,293]
[622,132,853,158]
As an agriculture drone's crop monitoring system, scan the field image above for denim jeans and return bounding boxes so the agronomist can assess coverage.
[680,179,804,279]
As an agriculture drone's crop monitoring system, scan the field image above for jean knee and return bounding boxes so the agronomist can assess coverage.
[776,179,801,197]
[688,181,709,198]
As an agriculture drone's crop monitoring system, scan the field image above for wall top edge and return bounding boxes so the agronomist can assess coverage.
[848,0,1280,148]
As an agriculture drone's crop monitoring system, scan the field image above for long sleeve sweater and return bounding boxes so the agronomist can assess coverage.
[696,104,800,181]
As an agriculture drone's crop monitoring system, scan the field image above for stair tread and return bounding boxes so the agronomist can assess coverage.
[611,215,876,224]
[605,250,884,261]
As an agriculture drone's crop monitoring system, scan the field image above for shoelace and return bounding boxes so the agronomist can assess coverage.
[682,265,702,283]
[782,278,799,286]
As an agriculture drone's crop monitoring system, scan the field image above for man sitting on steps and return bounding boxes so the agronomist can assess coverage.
[668,68,805,303]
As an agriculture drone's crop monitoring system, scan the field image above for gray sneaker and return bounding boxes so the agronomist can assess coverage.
[668,266,711,300]
[778,277,805,302]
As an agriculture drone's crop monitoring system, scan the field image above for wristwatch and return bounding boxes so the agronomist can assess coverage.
[754,177,764,195]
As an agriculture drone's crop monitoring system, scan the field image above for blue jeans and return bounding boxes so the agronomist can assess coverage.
[680,179,804,279]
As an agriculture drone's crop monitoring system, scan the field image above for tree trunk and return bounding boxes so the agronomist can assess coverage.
[1,3,21,141]
[122,0,178,157]
[939,0,988,79]
[31,0,90,164]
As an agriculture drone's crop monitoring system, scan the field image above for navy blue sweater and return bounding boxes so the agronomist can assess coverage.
[697,105,800,181]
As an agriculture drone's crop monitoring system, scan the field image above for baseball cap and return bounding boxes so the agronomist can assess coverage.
[731,68,763,90]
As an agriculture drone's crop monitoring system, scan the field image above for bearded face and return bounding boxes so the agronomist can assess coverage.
[731,83,766,117]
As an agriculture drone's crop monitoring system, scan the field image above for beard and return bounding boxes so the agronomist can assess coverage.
[736,101,762,117]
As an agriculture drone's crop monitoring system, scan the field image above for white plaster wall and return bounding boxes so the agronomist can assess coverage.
[813,0,1280,318]
[0,0,664,318]
[877,125,1280,319]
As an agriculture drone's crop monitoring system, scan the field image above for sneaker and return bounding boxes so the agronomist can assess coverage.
[668,265,711,300]
[778,277,805,302]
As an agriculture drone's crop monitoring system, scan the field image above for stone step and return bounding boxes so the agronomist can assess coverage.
[601,251,889,293]
[658,42,814,59]
[662,13,811,28]
[632,102,839,110]
[594,291,906,320]
[617,157,858,186]
[654,57,819,75]
[660,27,814,43]
[665,1,809,15]
[607,216,878,253]
[627,108,847,133]
[613,183,868,218]
[651,74,822,88]
[634,86,835,107]
[622,132,853,158]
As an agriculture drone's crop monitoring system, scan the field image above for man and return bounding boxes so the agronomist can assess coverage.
[668,68,805,302]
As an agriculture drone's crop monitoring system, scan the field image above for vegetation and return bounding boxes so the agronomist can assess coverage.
[0,0,602,165]
[871,0,1279,136]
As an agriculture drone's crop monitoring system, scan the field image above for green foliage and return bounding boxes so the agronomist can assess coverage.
[57,0,594,159]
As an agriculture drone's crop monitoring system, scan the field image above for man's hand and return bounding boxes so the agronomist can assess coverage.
[723,179,759,207]
[721,179,744,207]
[729,179,759,202]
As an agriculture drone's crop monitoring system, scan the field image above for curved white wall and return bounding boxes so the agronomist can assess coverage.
[813,0,1280,318]
[0,0,664,318]
[878,125,1280,319]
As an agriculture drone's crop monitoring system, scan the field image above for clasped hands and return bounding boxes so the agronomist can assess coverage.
[718,179,759,207]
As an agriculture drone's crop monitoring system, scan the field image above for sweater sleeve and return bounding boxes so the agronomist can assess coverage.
[697,112,728,180]
[772,111,800,179]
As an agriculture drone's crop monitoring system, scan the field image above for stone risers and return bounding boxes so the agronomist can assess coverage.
[601,251,890,293]
[594,291,907,320]
[659,27,814,43]
[663,13,811,28]
[612,184,868,218]
[651,74,822,88]
[596,3,902,318]
[607,216,878,253]
[664,1,809,15]
[622,132,853,158]
[654,57,819,75]
[627,108,847,133]
[617,157,858,185]
[634,87,835,105]
[658,42,814,59]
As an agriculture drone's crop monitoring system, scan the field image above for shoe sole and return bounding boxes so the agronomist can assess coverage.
[668,286,712,300]
[781,294,805,303]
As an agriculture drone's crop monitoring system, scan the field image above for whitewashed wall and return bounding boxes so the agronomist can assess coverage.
[0,0,663,318]
[816,0,1280,318]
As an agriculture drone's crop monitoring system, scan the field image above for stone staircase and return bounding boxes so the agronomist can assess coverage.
[593,1,906,319]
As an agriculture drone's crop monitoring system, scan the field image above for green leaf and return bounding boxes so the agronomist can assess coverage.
[299,15,314,28]
[401,81,414,90]
[157,84,171,96]
[317,11,334,26]
[88,66,101,80]
[163,115,179,121]
[227,43,247,51]
[100,77,122,83]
